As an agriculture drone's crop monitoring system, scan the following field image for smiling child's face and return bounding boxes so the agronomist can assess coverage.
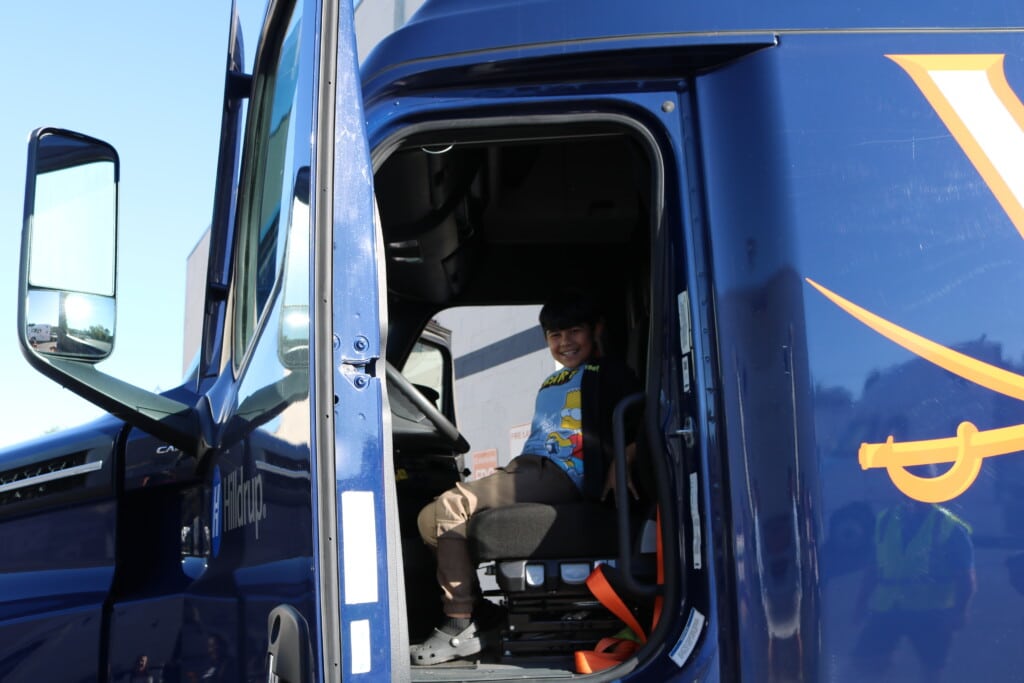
[544,322,601,369]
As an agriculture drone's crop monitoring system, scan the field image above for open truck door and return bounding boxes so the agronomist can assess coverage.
[4,1,390,681]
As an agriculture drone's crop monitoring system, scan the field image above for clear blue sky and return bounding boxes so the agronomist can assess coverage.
[0,3,265,447]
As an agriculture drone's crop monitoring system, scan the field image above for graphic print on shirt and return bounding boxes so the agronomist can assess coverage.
[546,388,583,462]
[522,366,586,487]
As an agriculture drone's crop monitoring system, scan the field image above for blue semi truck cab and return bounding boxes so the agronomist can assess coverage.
[6,0,1024,681]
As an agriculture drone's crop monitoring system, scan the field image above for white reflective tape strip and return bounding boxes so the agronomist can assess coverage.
[689,472,702,570]
[350,619,371,674]
[669,608,706,667]
[341,491,379,604]
[677,290,691,356]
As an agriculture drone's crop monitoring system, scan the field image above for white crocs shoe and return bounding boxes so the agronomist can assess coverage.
[410,622,482,665]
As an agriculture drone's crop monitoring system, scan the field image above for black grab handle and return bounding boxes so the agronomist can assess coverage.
[612,392,660,597]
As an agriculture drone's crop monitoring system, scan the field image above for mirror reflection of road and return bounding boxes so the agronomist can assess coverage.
[28,327,112,357]
[49,331,113,358]
[64,332,112,355]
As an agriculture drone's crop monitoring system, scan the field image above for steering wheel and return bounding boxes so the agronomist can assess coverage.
[385,360,470,453]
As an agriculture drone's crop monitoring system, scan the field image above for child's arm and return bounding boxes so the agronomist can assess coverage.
[600,442,638,502]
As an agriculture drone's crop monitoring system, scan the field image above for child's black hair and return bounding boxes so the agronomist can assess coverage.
[538,288,603,332]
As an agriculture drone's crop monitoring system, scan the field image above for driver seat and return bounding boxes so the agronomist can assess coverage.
[465,389,654,659]
[467,499,653,659]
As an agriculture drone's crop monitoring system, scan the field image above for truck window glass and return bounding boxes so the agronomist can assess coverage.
[232,2,303,366]
[403,340,446,410]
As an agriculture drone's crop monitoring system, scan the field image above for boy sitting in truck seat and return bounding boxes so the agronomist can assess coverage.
[411,288,642,665]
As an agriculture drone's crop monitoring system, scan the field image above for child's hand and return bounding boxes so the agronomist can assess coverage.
[600,466,639,503]
[601,443,639,502]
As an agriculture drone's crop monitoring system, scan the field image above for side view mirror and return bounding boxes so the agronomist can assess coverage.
[17,128,201,457]
[20,128,117,362]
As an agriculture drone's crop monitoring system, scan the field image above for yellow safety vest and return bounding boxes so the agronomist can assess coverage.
[868,506,969,612]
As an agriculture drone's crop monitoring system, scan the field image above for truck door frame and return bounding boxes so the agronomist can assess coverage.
[311,0,405,680]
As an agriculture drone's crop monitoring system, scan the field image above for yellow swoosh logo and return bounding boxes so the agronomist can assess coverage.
[806,279,1024,400]
[807,278,1024,502]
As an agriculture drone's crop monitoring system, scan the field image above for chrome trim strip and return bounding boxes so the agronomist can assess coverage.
[0,460,104,494]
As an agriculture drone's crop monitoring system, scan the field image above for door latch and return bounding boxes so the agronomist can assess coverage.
[670,416,696,449]
[266,604,311,683]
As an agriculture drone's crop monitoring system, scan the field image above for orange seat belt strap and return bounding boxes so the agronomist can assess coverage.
[585,564,648,644]
[575,507,666,674]
[574,636,640,674]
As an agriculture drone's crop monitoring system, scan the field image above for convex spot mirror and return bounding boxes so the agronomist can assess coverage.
[20,128,117,363]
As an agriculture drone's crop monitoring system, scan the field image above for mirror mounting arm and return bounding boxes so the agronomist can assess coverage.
[227,71,253,101]
[39,355,207,458]
[207,281,230,302]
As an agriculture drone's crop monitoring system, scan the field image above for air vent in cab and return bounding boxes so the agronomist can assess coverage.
[0,451,102,506]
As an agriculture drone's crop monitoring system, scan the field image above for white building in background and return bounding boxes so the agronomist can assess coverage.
[436,305,553,476]
[184,0,544,474]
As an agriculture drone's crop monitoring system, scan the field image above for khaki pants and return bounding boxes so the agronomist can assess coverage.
[417,454,581,615]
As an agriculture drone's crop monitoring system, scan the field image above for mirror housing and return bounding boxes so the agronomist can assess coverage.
[22,129,117,361]
[18,128,203,456]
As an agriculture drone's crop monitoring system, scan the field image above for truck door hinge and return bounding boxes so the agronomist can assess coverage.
[339,358,375,389]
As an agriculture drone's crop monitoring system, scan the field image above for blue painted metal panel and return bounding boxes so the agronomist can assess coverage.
[0,504,115,681]
[698,31,1024,681]
[0,610,108,682]
[329,0,394,679]
[0,420,118,682]
[364,0,1024,91]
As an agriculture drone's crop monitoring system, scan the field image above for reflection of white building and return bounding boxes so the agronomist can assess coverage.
[182,230,210,376]
[436,306,552,472]
[184,0,543,472]
[354,0,426,62]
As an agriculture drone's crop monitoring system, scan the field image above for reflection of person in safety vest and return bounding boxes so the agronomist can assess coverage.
[852,500,975,683]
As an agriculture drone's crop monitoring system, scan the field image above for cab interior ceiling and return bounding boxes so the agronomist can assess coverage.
[373,123,654,361]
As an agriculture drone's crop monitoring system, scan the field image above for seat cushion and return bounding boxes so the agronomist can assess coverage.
[468,501,619,560]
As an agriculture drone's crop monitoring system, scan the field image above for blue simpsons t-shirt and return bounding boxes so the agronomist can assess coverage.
[521,365,587,489]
